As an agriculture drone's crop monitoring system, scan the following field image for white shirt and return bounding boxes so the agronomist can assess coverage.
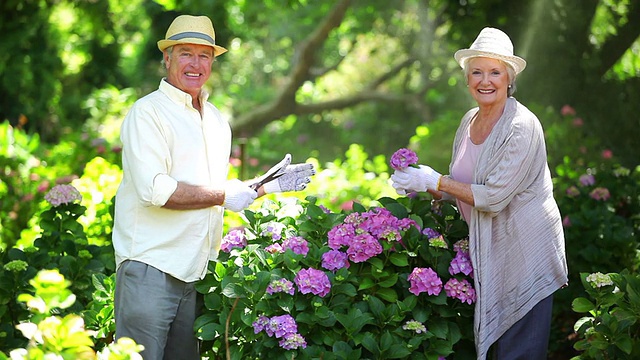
[113,79,231,282]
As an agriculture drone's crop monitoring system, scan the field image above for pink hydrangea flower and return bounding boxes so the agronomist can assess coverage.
[561,105,576,116]
[390,148,418,170]
[408,267,442,296]
[444,278,476,304]
[590,187,611,201]
[220,229,247,252]
[44,184,82,207]
[282,236,309,256]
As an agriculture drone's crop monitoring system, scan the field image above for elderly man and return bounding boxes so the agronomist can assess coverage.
[112,14,314,359]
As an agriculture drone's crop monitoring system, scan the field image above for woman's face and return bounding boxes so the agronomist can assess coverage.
[466,57,510,107]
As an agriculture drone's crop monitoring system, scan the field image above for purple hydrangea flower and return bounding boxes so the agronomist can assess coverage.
[422,228,441,239]
[266,278,296,295]
[390,148,419,170]
[220,229,247,252]
[44,184,82,207]
[279,332,307,350]
[444,278,476,304]
[261,222,286,240]
[579,174,595,186]
[346,232,383,263]
[267,314,298,338]
[408,267,442,296]
[294,268,331,297]
[327,223,356,250]
[449,251,473,277]
[282,236,309,256]
[252,315,270,334]
[321,249,350,271]
[453,239,469,253]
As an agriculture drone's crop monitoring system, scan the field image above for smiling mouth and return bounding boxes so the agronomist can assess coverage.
[185,72,201,78]
[478,89,495,94]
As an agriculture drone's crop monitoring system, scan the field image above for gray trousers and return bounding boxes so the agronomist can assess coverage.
[114,260,201,360]
[491,294,554,360]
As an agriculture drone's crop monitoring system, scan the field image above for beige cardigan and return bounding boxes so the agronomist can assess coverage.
[447,98,568,359]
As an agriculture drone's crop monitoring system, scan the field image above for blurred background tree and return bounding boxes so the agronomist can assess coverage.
[1,0,638,170]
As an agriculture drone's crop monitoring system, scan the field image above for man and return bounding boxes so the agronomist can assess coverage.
[112,14,314,359]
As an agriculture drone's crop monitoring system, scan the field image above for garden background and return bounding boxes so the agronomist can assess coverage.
[1,0,639,359]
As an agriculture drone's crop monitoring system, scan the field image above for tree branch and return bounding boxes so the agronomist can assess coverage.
[595,0,640,77]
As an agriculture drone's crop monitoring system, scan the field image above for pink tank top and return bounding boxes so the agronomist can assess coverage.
[450,126,484,223]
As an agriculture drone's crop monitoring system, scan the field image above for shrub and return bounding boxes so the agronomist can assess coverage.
[572,271,640,359]
[195,195,476,360]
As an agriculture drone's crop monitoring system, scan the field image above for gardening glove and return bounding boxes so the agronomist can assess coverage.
[248,154,293,190]
[222,179,257,212]
[263,162,316,193]
[391,165,441,195]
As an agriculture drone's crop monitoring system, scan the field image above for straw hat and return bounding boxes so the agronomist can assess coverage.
[157,15,228,56]
[454,27,526,74]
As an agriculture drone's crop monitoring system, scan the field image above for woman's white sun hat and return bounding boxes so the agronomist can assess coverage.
[157,15,228,56]
[454,27,526,74]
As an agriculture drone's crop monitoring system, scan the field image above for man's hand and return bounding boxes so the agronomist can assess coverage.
[391,165,441,195]
[263,163,316,193]
[222,179,257,212]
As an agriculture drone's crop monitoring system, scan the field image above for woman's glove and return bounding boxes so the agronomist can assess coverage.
[391,165,441,195]
[263,163,316,193]
[223,179,257,212]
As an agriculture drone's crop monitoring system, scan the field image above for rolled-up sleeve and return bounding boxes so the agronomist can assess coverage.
[152,174,178,206]
[121,101,176,207]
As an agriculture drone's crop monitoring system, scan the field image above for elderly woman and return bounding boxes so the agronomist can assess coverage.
[391,28,568,359]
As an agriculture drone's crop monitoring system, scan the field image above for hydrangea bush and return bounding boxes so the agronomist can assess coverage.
[195,194,476,359]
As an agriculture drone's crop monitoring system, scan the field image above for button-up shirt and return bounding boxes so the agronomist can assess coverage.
[113,79,231,282]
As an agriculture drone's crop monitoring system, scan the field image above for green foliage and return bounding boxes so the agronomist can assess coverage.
[571,271,640,359]
[0,186,114,353]
[195,195,475,359]
[0,269,142,360]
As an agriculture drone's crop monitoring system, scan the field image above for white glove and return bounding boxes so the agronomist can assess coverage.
[222,179,257,212]
[263,162,316,193]
[390,165,441,195]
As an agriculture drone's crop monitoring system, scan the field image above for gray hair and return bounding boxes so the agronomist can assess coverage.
[463,58,518,97]
[160,46,173,68]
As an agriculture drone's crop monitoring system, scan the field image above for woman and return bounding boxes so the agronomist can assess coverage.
[391,28,568,359]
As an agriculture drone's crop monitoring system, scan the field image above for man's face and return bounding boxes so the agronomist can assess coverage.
[164,44,215,98]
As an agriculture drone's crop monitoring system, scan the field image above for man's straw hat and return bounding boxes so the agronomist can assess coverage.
[157,15,228,56]
[454,27,526,74]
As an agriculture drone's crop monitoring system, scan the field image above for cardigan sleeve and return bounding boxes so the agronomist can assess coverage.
[471,102,544,215]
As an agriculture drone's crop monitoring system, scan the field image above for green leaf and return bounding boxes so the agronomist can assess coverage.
[361,333,380,356]
[375,288,398,302]
[358,277,376,291]
[333,283,358,297]
[377,273,398,288]
[389,252,409,267]
[616,336,633,354]
[335,307,374,334]
[572,297,596,313]
[367,295,386,319]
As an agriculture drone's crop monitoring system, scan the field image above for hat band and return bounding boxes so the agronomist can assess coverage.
[168,31,215,45]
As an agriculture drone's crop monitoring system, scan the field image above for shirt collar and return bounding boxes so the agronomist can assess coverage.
[158,78,210,108]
